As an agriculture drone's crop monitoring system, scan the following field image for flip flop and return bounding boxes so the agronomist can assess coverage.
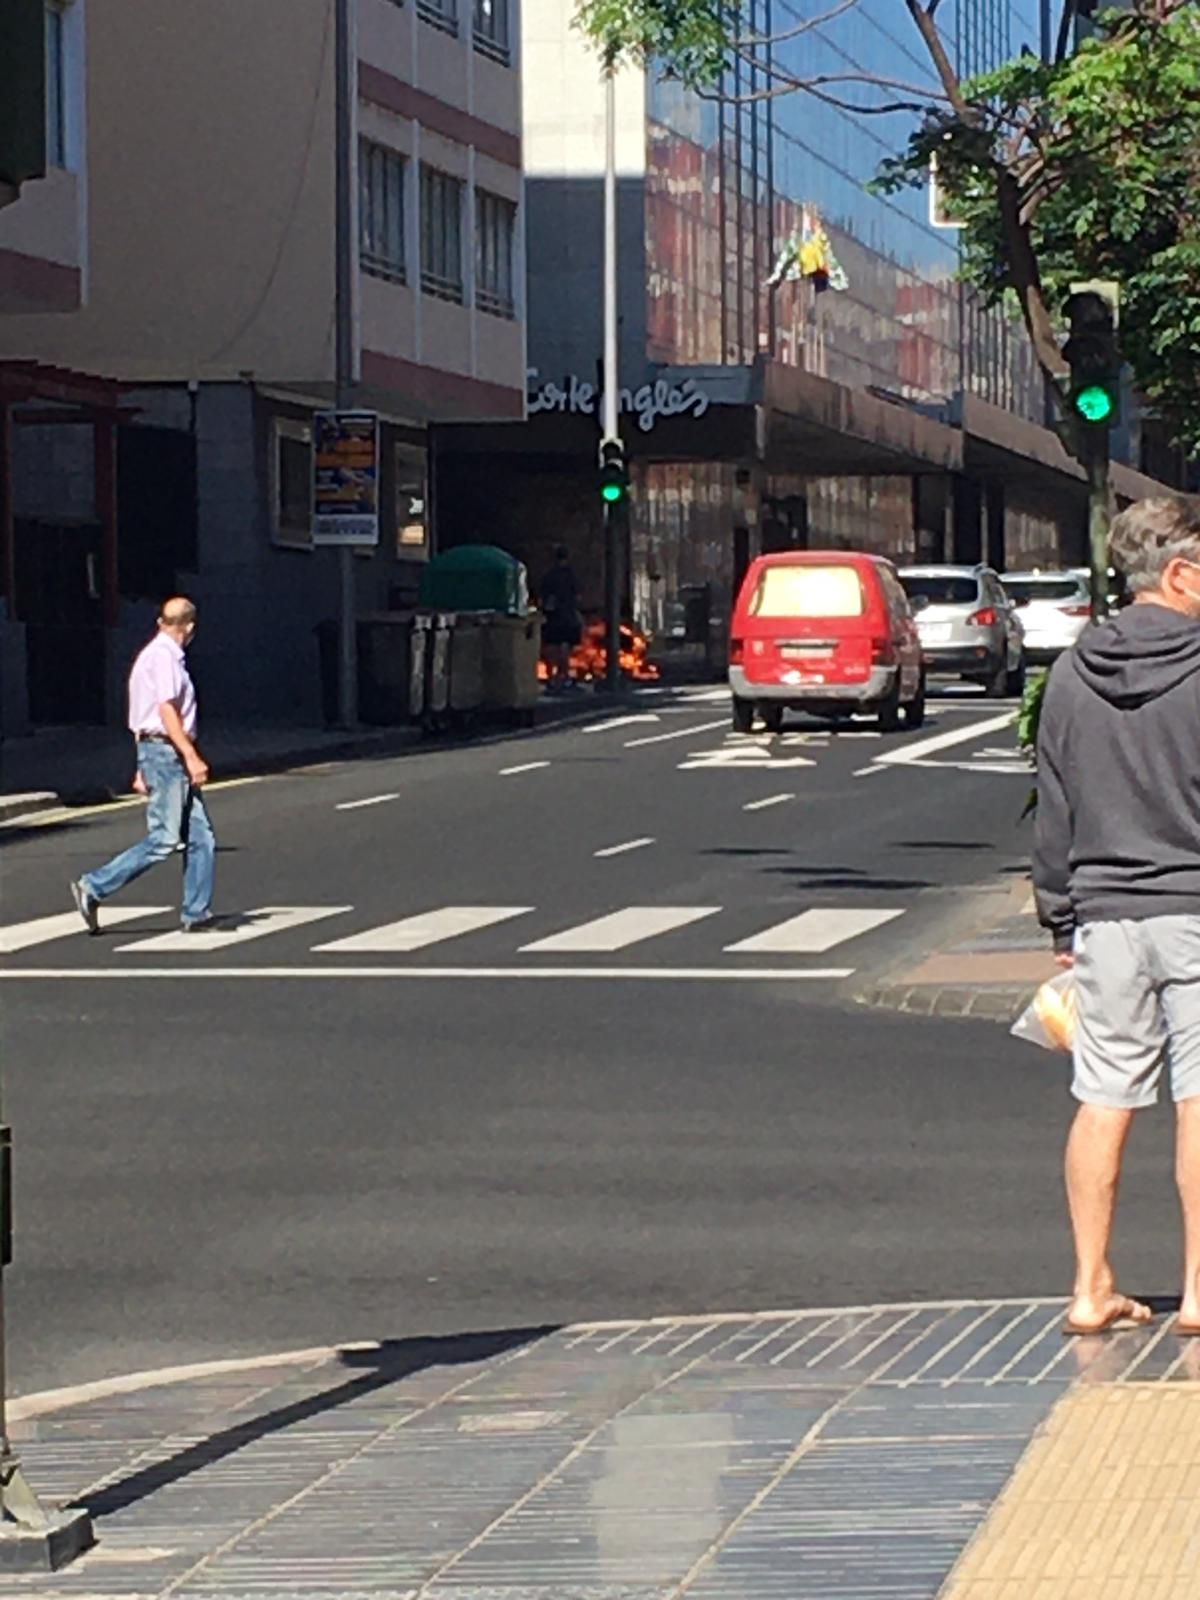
[1062,1303,1153,1337]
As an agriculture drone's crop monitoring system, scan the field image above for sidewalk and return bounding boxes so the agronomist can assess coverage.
[0,691,624,822]
[4,1299,1199,1597]
[858,875,1057,1023]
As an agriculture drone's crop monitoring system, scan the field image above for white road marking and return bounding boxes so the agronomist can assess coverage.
[0,966,856,982]
[0,906,170,953]
[315,906,532,953]
[874,711,1016,767]
[624,719,727,748]
[584,714,660,734]
[500,761,550,776]
[681,749,816,770]
[853,765,892,779]
[118,906,350,952]
[726,907,903,954]
[522,906,721,953]
[677,688,732,703]
[335,792,400,811]
[743,794,795,812]
[594,838,655,858]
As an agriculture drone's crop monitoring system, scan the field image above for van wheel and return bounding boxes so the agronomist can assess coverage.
[877,677,903,733]
[903,672,927,730]
[761,705,784,735]
[732,696,755,733]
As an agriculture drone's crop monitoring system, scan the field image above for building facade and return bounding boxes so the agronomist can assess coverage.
[434,0,1176,670]
[0,0,525,730]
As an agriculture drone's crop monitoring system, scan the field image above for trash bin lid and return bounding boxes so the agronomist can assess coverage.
[419,545,529,615]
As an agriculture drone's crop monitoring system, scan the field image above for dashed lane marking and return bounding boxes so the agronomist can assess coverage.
[742,794,795,811]
[335,792,400,811]
[593,837,655,858]
[874,711,1016,767]
[499,761,550,776]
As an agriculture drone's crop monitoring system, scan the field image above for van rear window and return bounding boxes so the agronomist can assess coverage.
[750,564,865,619]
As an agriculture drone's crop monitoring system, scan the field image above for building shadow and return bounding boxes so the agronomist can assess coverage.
[72,1325,556,1523]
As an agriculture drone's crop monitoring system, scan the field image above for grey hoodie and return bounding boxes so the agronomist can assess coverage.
[1033,603,1200,950]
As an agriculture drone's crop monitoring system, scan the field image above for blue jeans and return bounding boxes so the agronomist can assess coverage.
[83,742,215,925]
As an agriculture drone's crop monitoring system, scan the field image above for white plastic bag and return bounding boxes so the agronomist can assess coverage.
[1011,969,1077,1054]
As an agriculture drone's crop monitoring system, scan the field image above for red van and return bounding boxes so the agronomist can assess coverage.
[728,551,925,733]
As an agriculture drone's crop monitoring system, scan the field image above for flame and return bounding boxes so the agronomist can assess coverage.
[538,620,661,683]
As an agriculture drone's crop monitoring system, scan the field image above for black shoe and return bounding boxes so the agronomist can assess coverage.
[181,914,222,933]
[70,879,99,935]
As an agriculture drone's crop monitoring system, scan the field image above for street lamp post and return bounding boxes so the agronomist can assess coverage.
[602,47,622,695]
[334,0,358,727]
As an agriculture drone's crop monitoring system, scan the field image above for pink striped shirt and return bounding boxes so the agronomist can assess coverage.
[127,632,197,736]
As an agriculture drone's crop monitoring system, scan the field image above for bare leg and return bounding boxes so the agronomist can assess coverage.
[1064,1103,1151,1329]
[1176,1097,1200,1324]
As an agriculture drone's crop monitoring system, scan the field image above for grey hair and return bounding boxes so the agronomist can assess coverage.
[1108,497,1200,593]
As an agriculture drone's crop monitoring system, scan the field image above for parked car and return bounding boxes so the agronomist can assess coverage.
[729,551,926,733]
[1000,568,1092,661]
[898,564,1026,697]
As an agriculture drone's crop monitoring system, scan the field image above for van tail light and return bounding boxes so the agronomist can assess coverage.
[968,607,998,627]
[729,637,745,666]
[1062,603,1092,618]
[871,638,895,665]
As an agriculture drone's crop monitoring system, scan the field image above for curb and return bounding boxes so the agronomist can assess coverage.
[0,792,60,826]
[856,981,1028,1023]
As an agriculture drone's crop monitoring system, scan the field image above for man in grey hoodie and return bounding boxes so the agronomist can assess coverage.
[1035,495,1200,1335]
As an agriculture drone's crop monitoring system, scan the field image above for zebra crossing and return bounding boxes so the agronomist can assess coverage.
[0,900,910,976]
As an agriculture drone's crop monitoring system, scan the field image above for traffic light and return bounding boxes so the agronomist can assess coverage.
[598,438,628,507]
[1064,288,1120,429]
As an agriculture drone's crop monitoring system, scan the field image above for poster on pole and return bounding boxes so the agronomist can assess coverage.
[312,410,380,547]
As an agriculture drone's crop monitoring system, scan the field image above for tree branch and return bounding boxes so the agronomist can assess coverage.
[734,0,862,49]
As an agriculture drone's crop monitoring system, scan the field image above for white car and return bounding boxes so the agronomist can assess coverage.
[1001,570,1092,662]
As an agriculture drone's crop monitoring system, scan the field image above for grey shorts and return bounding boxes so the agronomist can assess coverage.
[1072,916,1200,1109]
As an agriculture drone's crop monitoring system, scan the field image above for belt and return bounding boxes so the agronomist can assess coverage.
[135,732,174,743]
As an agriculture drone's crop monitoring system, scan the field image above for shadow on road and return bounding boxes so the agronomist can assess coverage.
[72,1325,556,1523]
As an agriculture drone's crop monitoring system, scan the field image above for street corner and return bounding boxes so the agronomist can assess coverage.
[852,872,1055,1024]
[6,1300,1200,1599]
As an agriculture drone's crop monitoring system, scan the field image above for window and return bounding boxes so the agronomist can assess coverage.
[417,0,458,37]
[359,140,406,283]
[45,3,67,168]
[475,191,516,319]
[750,565,865,619]
[394,445,428,557]
[473,0,510,64]
[271,419,313,548]
[420,166,463,303]
[899,574,981,606]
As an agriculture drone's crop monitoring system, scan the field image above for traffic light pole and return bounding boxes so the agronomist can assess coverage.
[1085,428,1111,621]
[602,50,621,695]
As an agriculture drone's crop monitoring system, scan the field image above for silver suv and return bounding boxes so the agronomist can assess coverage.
[898,565,1026,697]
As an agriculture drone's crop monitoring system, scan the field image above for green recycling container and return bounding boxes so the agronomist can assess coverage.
[418,545,529,614]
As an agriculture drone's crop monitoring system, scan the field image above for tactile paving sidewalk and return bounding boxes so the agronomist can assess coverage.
[4,1299,1198,1599]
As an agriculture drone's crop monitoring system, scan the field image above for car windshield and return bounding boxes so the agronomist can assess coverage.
[900,574,979,606]
[1002,577,1086,605]
[750,565,865,619]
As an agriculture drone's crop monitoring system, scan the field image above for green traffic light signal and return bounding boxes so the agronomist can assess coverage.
[600,479,624,504]
[1074,384,1116,424]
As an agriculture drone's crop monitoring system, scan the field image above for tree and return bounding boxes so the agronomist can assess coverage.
[576,0,1200,603]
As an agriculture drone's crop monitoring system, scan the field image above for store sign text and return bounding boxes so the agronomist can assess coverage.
[526,369,711,432]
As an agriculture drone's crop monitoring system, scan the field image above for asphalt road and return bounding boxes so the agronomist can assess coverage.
[0,689,1181,1394]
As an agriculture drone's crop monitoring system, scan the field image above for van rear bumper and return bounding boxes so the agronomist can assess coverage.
[729,665,895,704]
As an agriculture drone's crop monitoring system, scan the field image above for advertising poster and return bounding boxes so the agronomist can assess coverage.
[313,410,379,546]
